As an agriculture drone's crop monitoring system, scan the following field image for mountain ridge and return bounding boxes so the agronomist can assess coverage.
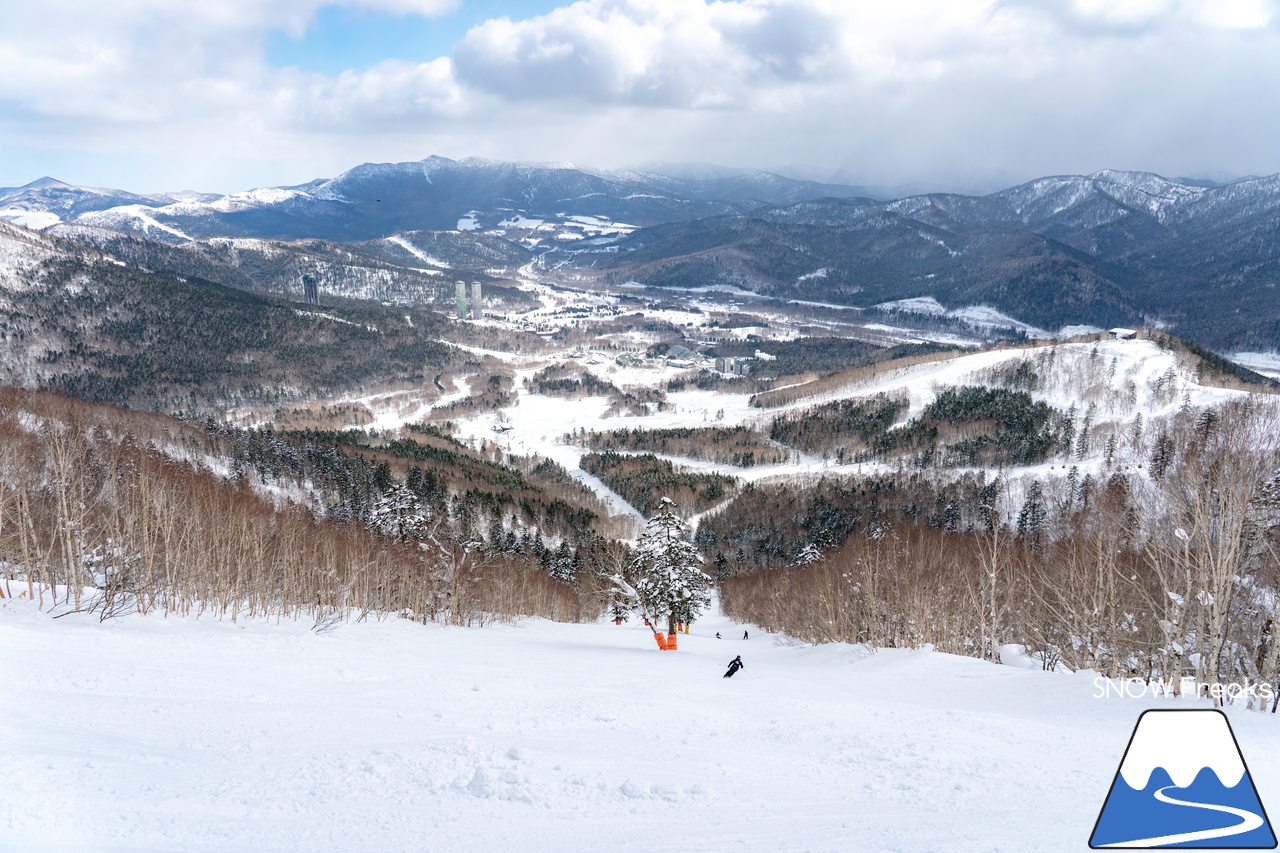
[3,158,1280,350]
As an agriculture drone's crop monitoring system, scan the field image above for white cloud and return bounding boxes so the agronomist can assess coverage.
[1193,0,1274,29]
[282,58,467,128]
[1066,0,1177,27]
[1,0,1278,192]
[1008,0,1277,33]
[450,0,847,107]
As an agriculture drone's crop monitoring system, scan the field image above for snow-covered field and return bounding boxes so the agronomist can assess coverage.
[5,593,1278,853]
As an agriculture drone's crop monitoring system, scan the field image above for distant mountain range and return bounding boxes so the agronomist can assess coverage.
[567,169,1280,352]
[2,157,1279,352]
[0,157,874,244]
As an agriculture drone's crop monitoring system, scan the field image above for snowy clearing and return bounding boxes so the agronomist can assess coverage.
[0,209,61,230]
[1234,351,1280,380]
[386,235,450,270]
[4,593,1278,853]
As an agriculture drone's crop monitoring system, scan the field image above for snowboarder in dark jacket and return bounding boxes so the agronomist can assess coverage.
[723,656,744,678]
[743,630,749,640]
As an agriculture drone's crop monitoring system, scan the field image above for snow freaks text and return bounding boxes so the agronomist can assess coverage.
[1093,676,1276,704]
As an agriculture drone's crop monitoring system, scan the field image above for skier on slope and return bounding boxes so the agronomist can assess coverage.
[723,655,744,678]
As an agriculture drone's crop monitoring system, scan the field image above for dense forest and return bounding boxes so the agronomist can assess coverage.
[580,451,737,517]
[710,337,952,380]
[525,365,620,398]
[696,471,998,572]
[579,425,788,468]
[768,392,908,456]
[0,255,468,411]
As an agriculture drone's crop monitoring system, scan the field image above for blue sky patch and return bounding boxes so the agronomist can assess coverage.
[266,2,568,75]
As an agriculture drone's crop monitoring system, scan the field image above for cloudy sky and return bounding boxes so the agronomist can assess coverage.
[2,0,1279,194]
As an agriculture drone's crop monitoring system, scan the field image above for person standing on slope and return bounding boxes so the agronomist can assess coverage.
[723,655,744,678]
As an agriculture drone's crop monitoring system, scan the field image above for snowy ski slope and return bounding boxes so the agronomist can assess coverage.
[4,592,1278,852]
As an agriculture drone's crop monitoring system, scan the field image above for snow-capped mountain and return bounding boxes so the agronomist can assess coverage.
[0,177,217,231]
[0,156,876,245]
[44,221,529,309]
[5,160,1280,349]
[0,217,100,287]
[0,218,469,409]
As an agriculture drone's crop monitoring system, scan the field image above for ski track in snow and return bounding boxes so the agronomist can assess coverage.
[387,234,450,270]
[7,592,1278,852]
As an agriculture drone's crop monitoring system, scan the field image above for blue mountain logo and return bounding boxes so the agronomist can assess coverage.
[1090,709,1276,848]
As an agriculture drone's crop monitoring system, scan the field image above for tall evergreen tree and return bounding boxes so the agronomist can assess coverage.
[549,541,578,582]
[1151,432,1176,479]
[1017,481,1047,545]
[366,483,427,542]
[622,498,712,647]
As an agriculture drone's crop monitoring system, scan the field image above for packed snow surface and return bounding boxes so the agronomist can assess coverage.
[77,205,193,241]
[874,298,1052,337]
[5,593,1278,853]
[386,235,450,269]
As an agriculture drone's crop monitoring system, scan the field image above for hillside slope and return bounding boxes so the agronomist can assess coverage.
[0,220,465,409]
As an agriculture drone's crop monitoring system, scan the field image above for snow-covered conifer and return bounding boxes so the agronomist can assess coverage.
[796,542,823,565]
[608,590,633,623]
[1016,481,1047,542]
[1150,432,1176,479]
[627,498,711,642]
[367,483,428,542]
[549,541,578,582]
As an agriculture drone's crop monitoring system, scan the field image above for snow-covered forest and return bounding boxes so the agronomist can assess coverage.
[723,396,1280,706]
